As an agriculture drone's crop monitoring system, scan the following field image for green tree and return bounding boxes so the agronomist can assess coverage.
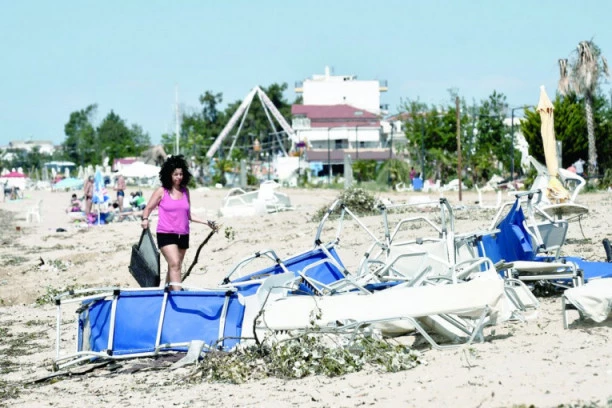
[558,40,610,175]
[97,111,137,164]
[130,124,151,150]
[474,91,508,178]
[220,83,293,159]
[62,104,98,165]
[352,159,377,183]
[183,91,225,157]
[399,99,428,172]
[400,92,477,183]
[597,94,612,173]
[160,132,176,156]
[376,158,411,186]
[521,93,610,171]
[25,146,50,174]
[180,91,227,182]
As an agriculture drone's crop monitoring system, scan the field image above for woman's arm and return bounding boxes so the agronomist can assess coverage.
[186,189,217,229]
[140,188,163,229]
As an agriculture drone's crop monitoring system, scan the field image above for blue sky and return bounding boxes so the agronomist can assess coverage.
[1,0,611,146]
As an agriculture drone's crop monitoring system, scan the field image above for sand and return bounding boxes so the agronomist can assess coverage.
[0,186,611,408]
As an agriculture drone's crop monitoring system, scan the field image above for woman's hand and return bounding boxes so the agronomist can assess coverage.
[141,218,149,229]
[206,219,220,232]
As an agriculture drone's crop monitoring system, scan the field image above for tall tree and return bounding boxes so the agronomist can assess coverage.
[181,91,225,158]
[129,124,152,149]
[221,83,293,158]
[97,111,144,164]
[558,40,609,175]
[521,93,610,170]
[474,91,508,177]
[62,104,98,165]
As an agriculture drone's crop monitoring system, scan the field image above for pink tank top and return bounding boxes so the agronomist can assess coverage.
[156,188,190,235]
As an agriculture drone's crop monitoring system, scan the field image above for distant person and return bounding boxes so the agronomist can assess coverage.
[410,167,417,182]
[83,176,94,214]
[573,158,585,178]
[140,155,217,291]
[114,173,126,212]
[567,164,577,174]
[109,201,142,222]
[2,180,8,202]
[66,193,82,213]
[129,191,146,210]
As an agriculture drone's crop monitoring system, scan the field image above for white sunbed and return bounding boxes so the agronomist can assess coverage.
[256,275,506,350]
[562,278,612,329]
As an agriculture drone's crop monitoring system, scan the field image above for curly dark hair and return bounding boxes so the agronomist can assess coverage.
[159,155,192,190]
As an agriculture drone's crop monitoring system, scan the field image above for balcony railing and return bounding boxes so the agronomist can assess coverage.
[291,117,311,129]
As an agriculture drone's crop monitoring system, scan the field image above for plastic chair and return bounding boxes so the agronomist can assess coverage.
[26,199,43,223]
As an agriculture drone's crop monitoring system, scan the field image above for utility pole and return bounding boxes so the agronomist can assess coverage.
[355,126,359,160]
[456,96,462,202]
[388,122,393,186]
[175,85,180,156]
[328,128,332,184]
[420,116,426,179]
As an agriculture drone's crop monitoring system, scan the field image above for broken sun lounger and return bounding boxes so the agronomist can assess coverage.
[54,288,245,370]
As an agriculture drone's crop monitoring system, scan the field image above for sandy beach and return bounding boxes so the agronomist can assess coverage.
[1,186,611,408]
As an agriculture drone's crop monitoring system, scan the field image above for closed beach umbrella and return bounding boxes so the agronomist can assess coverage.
[536,86,558,176]
[536,86,569,203]
[92,169,109,225]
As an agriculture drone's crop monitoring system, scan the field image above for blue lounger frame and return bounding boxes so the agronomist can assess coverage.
[222,243,348,296]
[54,287,245,370]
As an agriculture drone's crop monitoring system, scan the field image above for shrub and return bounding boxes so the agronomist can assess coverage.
[311,187,379,222]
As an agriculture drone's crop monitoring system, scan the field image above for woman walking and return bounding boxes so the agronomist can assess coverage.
[141,155,216,291]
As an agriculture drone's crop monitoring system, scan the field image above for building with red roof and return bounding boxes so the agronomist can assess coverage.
[290,68,401,176]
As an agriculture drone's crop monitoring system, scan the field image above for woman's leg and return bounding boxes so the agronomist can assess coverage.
[160,245,187,291]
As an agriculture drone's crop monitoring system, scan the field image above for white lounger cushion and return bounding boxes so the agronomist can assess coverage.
[259,277,505,332]
[512,261,573,272]
[564,279,612,323]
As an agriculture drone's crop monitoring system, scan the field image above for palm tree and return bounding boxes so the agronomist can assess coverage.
[558,40,609,176]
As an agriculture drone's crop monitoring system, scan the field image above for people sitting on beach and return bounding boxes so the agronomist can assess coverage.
[66,193,82,213]
[107,201,144,222]
[66,196,87,223]
[129,191,146,211]
[3,184,22,201]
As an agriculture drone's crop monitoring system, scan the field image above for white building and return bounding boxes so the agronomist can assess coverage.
[6,140,56,155]
[295,66,387,115]
[291,67,394,166]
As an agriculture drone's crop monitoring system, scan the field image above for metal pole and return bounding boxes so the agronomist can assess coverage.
[388,123,393,186]
[510,109,515,181]
[327,128,331,184]
[420,116,425,179]
[355,126,359,160]
[456,96,462,202]
[175,85,180,155]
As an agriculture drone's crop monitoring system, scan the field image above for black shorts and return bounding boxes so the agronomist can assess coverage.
[117,190,125,198]
[156,233,189,249]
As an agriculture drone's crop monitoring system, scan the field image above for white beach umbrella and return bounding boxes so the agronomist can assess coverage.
[536,86,558,176]
[536,86,569,203]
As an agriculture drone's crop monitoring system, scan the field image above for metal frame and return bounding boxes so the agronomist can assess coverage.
[53,287,239,371]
